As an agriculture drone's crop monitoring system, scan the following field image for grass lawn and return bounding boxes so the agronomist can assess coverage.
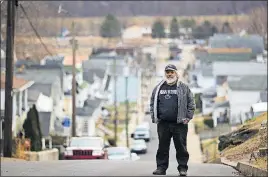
[253,157,267,171]
[201,137,219,163]
[221,112,268,171]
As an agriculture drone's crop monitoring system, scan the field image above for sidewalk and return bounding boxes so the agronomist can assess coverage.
[187,121,203,163]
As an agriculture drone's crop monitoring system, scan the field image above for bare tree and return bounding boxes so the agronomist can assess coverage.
[248,6,267,38]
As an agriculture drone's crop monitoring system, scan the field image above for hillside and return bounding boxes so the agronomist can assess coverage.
[40,1,267,17]
[1,1,266,18]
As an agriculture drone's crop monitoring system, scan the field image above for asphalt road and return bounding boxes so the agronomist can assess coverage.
[1,159,240,176]
[1,115,239,176]
[139,115,177,162]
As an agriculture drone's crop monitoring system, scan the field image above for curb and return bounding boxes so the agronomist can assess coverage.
[221,158,268,176]
[1,157,26,162]
[220,157,238,168]
[236,162,268,177]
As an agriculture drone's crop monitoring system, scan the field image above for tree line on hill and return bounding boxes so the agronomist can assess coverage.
[99,14,234,39]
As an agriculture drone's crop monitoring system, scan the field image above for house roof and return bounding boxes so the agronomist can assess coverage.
[228,75,267,91]
[214,101,230,108]
[28,83,52,97]
[83,68,106,84]
[76,98,102,117]
[15,65,63,87]
[63,55,88,66]
[213,62,267,76]
[0,73,33,90]
[209,34,264,56]
[38,112,51,137]
[83,58,125,76]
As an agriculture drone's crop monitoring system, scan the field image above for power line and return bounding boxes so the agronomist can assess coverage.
[19,3,53,56]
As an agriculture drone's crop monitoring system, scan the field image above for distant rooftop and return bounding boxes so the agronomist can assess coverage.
[213,61,267,76]
[76,97,102,117]
[1,73,33,90]
[228,75,267,91]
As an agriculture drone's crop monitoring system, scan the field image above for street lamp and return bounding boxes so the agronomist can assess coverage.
[124,65,130,148]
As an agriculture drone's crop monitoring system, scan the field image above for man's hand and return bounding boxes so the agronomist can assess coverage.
[182,118,190,124]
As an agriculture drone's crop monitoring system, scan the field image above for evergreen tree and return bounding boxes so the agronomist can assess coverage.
[192,20,218,39]
[169,17,180,38]
[99,14,121,38]
[151,19,166,39]
[180,18,196,29]
[23,105,42,151]
[221,22,233,33]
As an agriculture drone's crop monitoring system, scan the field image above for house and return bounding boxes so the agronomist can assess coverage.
[250,102,267,118]
[196,64,215,90]
[15,65,66,135]
[122,25,145,39]
[209,34,264,58]
[201,87,217,115]
[1,73,34,136]
[115,46,137,57]
[75,97,103,136]
[204,48,254,63]
[227,75,267,125]
[212,101,230,127]
[212,61,267,97]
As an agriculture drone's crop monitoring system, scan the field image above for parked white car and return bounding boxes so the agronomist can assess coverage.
[131,124,151,142]
[130,139,147,154]
[107,147,140,161]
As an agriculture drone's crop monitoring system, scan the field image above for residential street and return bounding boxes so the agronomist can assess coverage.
[1,114,239,176]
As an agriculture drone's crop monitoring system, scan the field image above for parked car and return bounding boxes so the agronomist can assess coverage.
[130,139,147,154]
[131,124,151,142]
[106,147,140,161]
[64,136,106,160]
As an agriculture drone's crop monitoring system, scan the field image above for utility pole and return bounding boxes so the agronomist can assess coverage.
[70,21,77,137]
[113,55,118,146]
[124,65,129,148]
[4,0,16,157]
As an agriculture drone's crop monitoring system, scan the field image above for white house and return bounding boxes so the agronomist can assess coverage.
[1,74,34,136]
[212,61,267,97]
[227,75,267,125]
[212,101,230,127]
[196,64,215,90]
[201,87,217,115]
[75,98,103,137]
[122,25,144,39]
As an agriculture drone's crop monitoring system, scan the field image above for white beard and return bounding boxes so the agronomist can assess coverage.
[165,76,177,84]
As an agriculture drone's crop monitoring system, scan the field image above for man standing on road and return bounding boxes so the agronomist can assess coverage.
[150,64,195,176]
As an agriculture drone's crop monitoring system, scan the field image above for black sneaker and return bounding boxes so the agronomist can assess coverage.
[179,169,187,176]
[153,169,166,175]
